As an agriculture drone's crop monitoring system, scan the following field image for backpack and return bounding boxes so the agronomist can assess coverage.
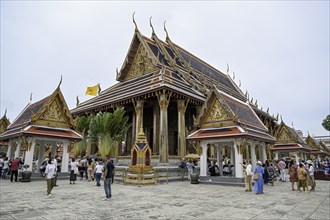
[179,161,186,169]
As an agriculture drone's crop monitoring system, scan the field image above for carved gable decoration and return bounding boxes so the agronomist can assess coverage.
[32,90,74,129]
[277,126,294,142]
[40,100,66,123]
[206,98,231,123]
[124,44,157,81]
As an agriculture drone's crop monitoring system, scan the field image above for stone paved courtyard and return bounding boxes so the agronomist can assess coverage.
[0,179,329,220]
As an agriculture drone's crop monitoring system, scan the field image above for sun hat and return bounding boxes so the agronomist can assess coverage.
[257,161,262,165]
[306,160,313,165]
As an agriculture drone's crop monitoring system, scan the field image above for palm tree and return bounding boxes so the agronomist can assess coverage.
[74,115,92,157]
[88,108,129,159]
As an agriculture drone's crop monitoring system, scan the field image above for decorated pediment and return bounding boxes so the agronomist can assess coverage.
[276,125,295,143]
[0,112,10,134]
[206,98,231,123]
[305,135,319,150]
[32,89,75,129]
[198,90,235,128]
[124,44,157,81]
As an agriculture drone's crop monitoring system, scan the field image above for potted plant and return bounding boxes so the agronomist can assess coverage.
[20,164,32,182]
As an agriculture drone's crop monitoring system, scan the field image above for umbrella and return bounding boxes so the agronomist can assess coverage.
[278,160,286,169]
[185,154,200,159]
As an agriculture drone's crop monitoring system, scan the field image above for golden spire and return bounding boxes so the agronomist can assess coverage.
[164,20,170,40]
[76,95,80,107]
[132,12,138,32]
[149,16,155,36]
[57,75,63,90]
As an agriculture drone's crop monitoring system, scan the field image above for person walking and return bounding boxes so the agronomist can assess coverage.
[10,157,20,182]
[186,160,194,181]
[289,160,298,191]
[69,158,78,184]
[253,161,264,195]
[306,160,315,191]
[297,163,307,192]
[2,157,9,179]
[87,158,94,182]
[0,156,4,179]
[244,160,252,192]
[178,158,186,181]
[44,158,56,196]
[94,161,103,187]
[104,156,115,199]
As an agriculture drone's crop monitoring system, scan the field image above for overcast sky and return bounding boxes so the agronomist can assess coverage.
[1,1,329,136]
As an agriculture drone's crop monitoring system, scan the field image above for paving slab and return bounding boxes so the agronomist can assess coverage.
[0,179,329,219]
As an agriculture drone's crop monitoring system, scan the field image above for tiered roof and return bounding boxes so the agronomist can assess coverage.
[271,121,311,152]
[71,26,248,116]
[0,85,82,141]
[187,88,275,142]
[305,135,327,156]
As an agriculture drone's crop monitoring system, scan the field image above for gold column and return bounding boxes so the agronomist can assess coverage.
[134,100,144,139]
[157,92,171,163]
[177,99,187,158]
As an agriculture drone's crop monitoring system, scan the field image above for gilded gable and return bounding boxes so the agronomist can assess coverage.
[124,44,157,81]
[40,100,66,123]
[277,126,294,142]
[206,98,231,123]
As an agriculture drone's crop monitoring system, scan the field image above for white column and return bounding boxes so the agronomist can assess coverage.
[250,143,257,169]
[230,146,235,166]
[234,140,244,178]
[274,152,279,160]
[216,144,223,176]
[200,141,208,176]
[260,142,267,163]
[6,140,13,158]
[37,142,45,171]
[294,151,298,162]
[24,138,36,172]
[61,140,70,173]
[14,139,22,159]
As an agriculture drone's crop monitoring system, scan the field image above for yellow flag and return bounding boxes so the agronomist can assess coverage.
[85,84,99,96]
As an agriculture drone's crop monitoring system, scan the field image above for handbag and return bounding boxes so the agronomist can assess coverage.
[253,172,259,180]
[74,167,79,175]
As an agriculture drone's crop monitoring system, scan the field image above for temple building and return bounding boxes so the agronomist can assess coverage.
[0,82,83,172]
[71,19,279,179]
[271,121,311,161]
[305,134,328,160]
[0,111,10,153]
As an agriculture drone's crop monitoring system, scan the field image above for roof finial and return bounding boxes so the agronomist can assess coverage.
[57,75,62,90]
[266,107,269,113]
[164,20,170,40]
[280,114,283,122]
[226,63,229,74]
[116,67,119,76]
[276,113,279,121]
[4,108,7,117]
[149,16,155,36]
[30,93,33,102]
[232,71,235,80]
[239,80,241,88]
[132,12,138,32]
[76,95,80,106]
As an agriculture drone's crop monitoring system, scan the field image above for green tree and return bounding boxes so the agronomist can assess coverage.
[322,114,330,131]
[88,108,129,159]
[74,115,92,157]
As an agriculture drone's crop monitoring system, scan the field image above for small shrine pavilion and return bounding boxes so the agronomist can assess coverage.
[305,134,328,161]
[271,121,311,161]
[0,111,10,152]
[0,82,83,172]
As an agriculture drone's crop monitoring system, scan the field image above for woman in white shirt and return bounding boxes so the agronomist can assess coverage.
[94,161,104,187]
[44,159,56,196]
[69,158,78,184]
[307,161,315,191]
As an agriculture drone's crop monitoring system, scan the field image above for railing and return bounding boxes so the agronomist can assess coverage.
[154,167,169,184]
